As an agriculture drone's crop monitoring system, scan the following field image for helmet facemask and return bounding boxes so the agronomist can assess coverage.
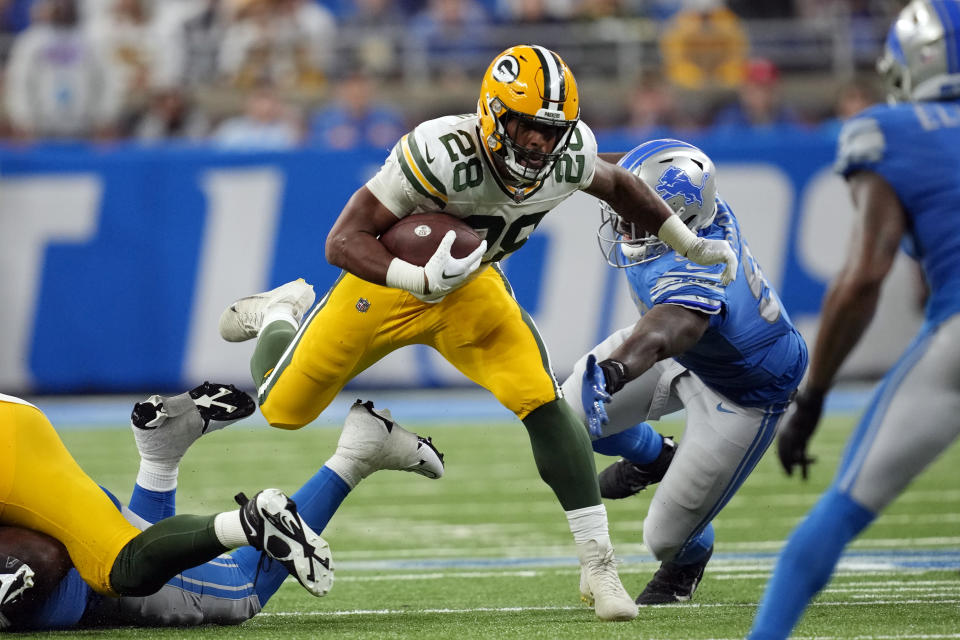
[485,96,578,185]
[597,140,718,268]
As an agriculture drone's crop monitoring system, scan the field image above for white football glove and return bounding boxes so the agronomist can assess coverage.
[686,237,738,286]
[416,231,487,302]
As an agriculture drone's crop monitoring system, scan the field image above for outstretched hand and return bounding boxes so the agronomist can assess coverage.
[777,389,824,480]
[581,354,612,438]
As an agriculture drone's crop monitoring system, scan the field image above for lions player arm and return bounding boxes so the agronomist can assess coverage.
[607,303,709,380]
[325,186,413,286]
[584,158,675,235]
[804,170,906,395]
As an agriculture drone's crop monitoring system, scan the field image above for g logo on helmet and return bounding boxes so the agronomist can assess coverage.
[492,55,520,83]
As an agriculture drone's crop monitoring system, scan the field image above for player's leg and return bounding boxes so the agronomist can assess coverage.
[0,400,329,599]
[128,382,255,524]
[429,267,636,622]
[639,376,785,604]
[252,273,410,429]
[217,278,317,382]
[750,319,960,640]
[561,330,685,498]
[227,399,445,606]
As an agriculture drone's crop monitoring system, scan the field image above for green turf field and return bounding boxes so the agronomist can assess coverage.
[28,410,960,639]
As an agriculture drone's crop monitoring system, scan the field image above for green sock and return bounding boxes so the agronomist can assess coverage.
[109,515,227,596]
[522,398,602,510]
[251,321,297,384]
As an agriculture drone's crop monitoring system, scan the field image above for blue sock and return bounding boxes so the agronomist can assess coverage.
[674,522,715,565]
[748,488,874,640]
[592,422,663,464]
[128,485,177,525]
[234,465,352,604]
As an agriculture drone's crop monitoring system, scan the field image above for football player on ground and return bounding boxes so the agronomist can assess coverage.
[0,386,331,612]
[566,139,808,605]
[0,385,444,630]
[749,2,960,637]
[218,44,739,622]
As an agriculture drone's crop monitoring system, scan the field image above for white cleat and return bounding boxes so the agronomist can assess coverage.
[236,489,333,598]
[329,400,445,484]
[578,539,639,622]
[131,382,255,463]
[218,278,316,342]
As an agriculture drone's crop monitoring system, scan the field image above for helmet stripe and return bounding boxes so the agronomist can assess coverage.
[931,0,960,73]
[531,45,560,108]
[618,139,700,172]
[550,51,566,103]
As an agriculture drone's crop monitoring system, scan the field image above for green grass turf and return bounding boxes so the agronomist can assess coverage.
[22,410,960,639]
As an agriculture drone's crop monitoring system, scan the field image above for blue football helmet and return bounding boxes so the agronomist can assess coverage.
[598,139,718,267]
[878,0,960,102]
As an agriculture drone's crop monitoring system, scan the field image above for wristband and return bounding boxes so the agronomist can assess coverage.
[385,258,426,295]
[597,359,629,395]
[657,215,698,257]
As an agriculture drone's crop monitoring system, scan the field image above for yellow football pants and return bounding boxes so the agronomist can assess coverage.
[259,265,561,428]
[0,398,140,595]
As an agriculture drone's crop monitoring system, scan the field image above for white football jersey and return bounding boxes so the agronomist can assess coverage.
[366,113,598,263]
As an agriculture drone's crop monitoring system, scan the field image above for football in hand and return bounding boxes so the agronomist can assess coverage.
[380,212,483,267]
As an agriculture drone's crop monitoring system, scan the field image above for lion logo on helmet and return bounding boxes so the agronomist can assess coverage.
[656,166,709,208]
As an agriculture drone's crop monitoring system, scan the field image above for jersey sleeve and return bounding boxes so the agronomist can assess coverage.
[573,120,599,189]
[365,123,452,216]
[649,260,728,315]
[834,115,887,178]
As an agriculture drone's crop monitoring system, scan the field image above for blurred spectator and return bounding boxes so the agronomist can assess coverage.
[711,58,802,130]
[409,0,491,75]
[339,0,405,76]
[219,0,335,93]
[660,2,748,91]
[495,0,572,23]
[133,87,210,143]
[819,75,879,138]
[608,73,698,138]
[154,0,229,88]
[307,69,405,150]
[0,0,33,34]
[86,0,160,104]
[212,82,301,149]
[4,0,123,140]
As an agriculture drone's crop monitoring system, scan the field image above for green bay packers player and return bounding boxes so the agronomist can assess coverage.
[0,390,330,604]
[219,44,738,622]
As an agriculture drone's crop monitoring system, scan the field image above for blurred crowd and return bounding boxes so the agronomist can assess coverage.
[0,0,898,149]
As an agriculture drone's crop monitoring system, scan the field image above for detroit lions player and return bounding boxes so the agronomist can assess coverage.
[750,2,960,637]
[565,139,807,604]
[0,388,444,630]
[217,45,739,622]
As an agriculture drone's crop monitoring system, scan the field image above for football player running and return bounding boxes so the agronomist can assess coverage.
[217,44,737,622]
[750,2,960,637]
[565,139,807,605]
[0,386,444,630]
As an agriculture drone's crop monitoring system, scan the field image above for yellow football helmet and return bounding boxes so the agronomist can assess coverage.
[478,44,580,184]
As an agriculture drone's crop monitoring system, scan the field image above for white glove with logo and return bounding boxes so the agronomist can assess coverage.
[686,237,738,286]
[418,231,487,302]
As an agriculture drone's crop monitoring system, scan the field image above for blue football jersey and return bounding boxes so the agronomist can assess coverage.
[623,198,808,407]
[836,99,960,325]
